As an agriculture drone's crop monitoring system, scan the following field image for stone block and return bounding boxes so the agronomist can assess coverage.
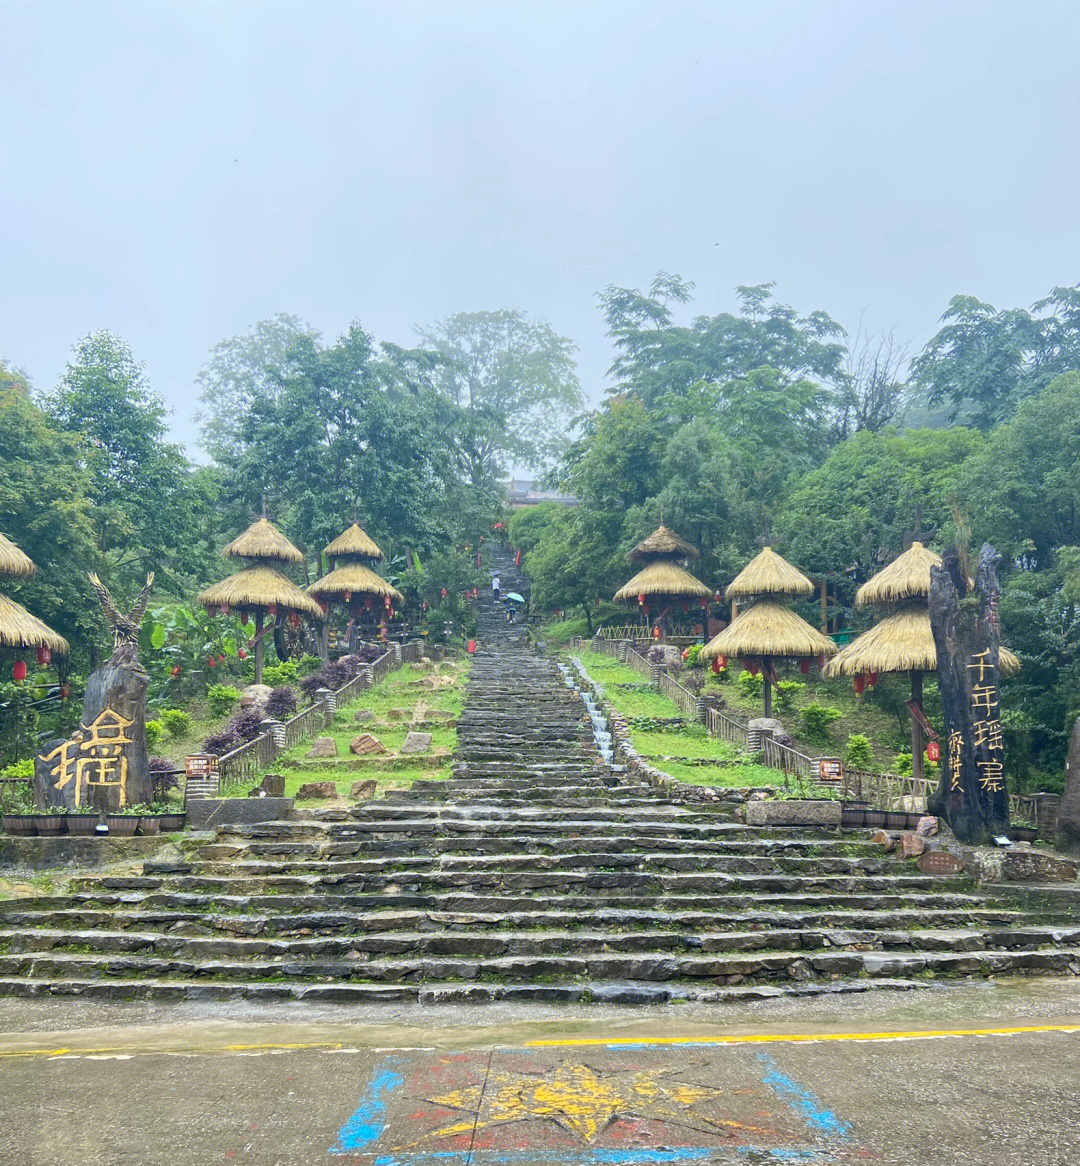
[871,829,895,852]
[917,849,965,876]
[296,781,336,800]
[353,709,375,724]
[184,797,293,829]
[249,773,285,798]
[350,734,385,755]
[899,832,926,858]
[241,684,272,711]
[401,731,433,755]
[306,737,337,759]
[350,779,378,801]
[1002,848,1078,883]
[916,815,939,836]
[386,707,413,721]
[743,799,842,827]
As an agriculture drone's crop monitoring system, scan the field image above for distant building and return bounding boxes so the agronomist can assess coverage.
[503,478,579,508]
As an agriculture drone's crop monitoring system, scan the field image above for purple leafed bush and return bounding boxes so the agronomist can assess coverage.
[231,708,265,742]
[265,685,299,719]
[149,756,181,798]
[203,726,240,755]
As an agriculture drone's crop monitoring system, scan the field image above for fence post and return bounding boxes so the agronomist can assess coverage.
[260,718,286,751]
[315,687,336,726]
[393,642,403,666]
[650,664,663,691]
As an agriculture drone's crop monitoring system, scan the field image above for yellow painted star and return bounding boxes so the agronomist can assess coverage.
[426,1060,727,1144]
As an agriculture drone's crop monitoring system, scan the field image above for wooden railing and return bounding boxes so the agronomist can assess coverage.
[762,735,815,779]
[596,624,651,640]
[705,706,749,748]
[216,646,405,788]
[657,671,702,720]
[624,646,654,681]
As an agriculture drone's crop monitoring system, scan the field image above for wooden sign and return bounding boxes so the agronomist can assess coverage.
[815,757,843,783]
[185,754,220,800]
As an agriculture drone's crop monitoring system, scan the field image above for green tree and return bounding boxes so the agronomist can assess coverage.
[525,508,622,633]
[417,310,582,486]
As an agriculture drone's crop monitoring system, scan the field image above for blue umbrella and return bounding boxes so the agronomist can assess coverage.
[505,592,525,604]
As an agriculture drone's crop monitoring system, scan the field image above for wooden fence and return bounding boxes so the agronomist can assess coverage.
[216,646,406,788]
[657,670,703,721]
[705,706,749,749]
[761,734,816,779]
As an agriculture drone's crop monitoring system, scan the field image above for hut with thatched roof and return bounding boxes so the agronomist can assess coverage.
[199,517,321,685]
[0,531,69,678]
[309,523,404,646]
[825,540,1021,782]
[612,524,711,639]
[701,546,835,716]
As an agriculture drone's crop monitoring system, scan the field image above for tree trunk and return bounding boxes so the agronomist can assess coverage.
[928,543,1009,843]
[762,655,773,718]
[254,609,265,686]
[911,669,925,784]
[581,603,594,635]
[1057,716,1080,854]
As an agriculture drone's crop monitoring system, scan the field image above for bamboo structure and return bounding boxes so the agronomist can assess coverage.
[309,522,403,652]
[199,517,320,685]
[702,546,835,716]
[612,524,711,639]
[0,531,69,659]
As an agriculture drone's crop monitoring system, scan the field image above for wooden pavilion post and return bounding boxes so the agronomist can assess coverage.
[762,655,773,718]
[911,668,924,783]
[819,579,828,633]
[254,608,265,686]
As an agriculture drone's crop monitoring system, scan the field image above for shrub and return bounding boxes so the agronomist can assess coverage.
[774,679,805,711]
[159,708,192,739]
[895,752,913,776]
[844,734,875,770]
[1,758,34,781]
[203,726,240,755]
[265,685,299,720]
[149,756,181,799]
[145,719,164,751]
[683,645,703,668]
[230,708,265,742]
[262,659,299,687]
[737,669,765,699]
[297,653,323,677]
[206,684,242,718]
[682,670,705,694]
[801,703,842,743]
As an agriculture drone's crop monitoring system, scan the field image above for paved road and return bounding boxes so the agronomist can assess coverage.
[0,979,1078,1165]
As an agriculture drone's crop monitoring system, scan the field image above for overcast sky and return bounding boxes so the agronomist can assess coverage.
[3,0,1078,455]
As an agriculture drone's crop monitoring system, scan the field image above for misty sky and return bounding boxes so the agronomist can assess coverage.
[3,1,1078,455]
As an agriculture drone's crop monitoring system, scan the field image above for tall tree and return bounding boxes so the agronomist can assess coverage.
[417,310,582,486]
[196,314,318,463]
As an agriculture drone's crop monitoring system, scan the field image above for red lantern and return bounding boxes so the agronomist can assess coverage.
[467,639,476,654]
[364,596,372,610]
[817,655,825,669]
[681,600,690,614]
[927,740,941,762]
[594,597,600,607]
[800,658,811,674]
[653,626,660,639]
[700,597,708,609]
[711,656,721,674]
[36,645,51,666]
[218,654,226,664]
[720,655,728,669]
[207,657,216,668]
[289,612,300,628]
[238,648,246,660]
[240,612,249,627]
[638,593,646,606]
[476,552,481,569]
[171,665,181,677]
[344,590,352,603]
[514,549,521,567]
[867,670,878,687]
[422,601,428,612]
[267,604,277,616]
[748,661,759,677]
[441,588,447,599]
[682,648,690,661]
[320,602,329,615]
[221,604,230,617]
[384,595,391,607]
[12,660,27,683]
[853,674,866,695]
[60,683,70,700]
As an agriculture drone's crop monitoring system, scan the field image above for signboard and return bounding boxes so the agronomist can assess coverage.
[815,757,843,783]
[185,754,220,800]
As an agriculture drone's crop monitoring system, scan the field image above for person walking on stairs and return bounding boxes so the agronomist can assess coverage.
[492,574,501,604]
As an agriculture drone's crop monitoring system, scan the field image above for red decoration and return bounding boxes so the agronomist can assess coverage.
[441,588,447,599]
[218,654,226,663]
[36,645,51,666]
[320,602,329,614]
[12,660,27,683]
[720,655,727,668]
[681,600,690,614]
[682,648,690,660]
[594,597,600,607]
[853,674,866,695]
[266,604,277,616]
[467,639,476,654]
[711,656,721,674]
[514,549,521,567]
[422,601,428,612]
[344,590,352,603]
[238,648,246,660]
[384,595,391,607]
[638,593,646,606]
[867,670,878,687]
[240,612,249,626]
[171,665,181,677]
[476,552,482,569]
[221,604,230,617]
[747,661,760,677]
[207,657,216,668]
[800,658,811,674]
[927,740,941,762]
[653,626,660,639]
[289,612,300,628]
[700,598,708,609]
[60,683,70,700]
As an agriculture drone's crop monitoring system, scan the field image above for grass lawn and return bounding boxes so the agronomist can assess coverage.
[571,650,777,789]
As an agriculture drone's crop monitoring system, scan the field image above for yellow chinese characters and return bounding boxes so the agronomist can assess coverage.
[41,708,134,809]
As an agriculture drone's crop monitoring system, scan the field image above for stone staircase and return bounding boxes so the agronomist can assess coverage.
[0,611,1078,1003]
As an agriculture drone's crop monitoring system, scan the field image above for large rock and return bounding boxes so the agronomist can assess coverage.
[900,832,926,858]
[240,684,272,711]
[645,644,683,669]
[350,779,378,800]
[401,731,433,756]
[744,799,841,827]
[386,707,413,722]
[306,737,337,759]
[296,781,336,800]
[748,718,794,747]
[250,773,285,797]
[1057,715,1080,853]
[350,734,385,755]
[1002,848,1078,883]
[353,709,375,724]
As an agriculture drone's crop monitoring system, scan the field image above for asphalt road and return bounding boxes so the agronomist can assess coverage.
[1,978,1078,1166]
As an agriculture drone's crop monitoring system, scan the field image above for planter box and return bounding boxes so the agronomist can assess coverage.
[841,803,867,828]
[885,811,908,830]
[158,814,186,832]
[65,815,100,836]
[136,816,161,835]
[2,815,36,836]
[32,815,65,837]
[105,815,139,836]
[744,799,842,828]
[864,810,886,828]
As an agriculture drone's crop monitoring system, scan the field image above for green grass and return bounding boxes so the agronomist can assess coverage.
[572,651,682,719]
[287,764,453,803]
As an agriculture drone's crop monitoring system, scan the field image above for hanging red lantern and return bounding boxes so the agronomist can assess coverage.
[867,670,878,687]
[467,639,476,654]
[240,612,249,627]
[514,549,521,567]
[171,665,181,678]
[207,657,216,669]
[422,601,428,612]
[221,604,230,617]
[711,656,721,674]
[384,595,391,607]
[266,604,277,616]
[747,660,760,677]
[817,655,825,669]
[853,674,866,695]
[638,593,646,606]
[344,590,352,603]
[476,552,482,569]
[218,654,226,664]
[364,596,373,610]
[238,648,246,660]
[320,602,329,615]
[441,588,447,599]
[927,740,941,763]
[60,683,70,700]
[12,660,27,683]
[700,597,708,609]
[289,612,300,628]
[720,655,728,668]
[714,591,721,603]
[36,645,51,666]
[653,626,661,639]
[682,648,690,661]
[594,597,600,607]
[800,657,811,674]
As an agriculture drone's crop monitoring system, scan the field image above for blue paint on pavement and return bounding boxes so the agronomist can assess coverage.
[330,1057,404,1153]
[365,1149,826,1165]
[758,1054,851,1138]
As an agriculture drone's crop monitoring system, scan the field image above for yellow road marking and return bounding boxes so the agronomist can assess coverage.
[0,1039,346,1060]
[526,1023,1080,1048]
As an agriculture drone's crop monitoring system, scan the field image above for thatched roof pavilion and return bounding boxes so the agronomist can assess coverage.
[0,532,69,667]
[199,517,320,685]
[702,546,833,716]
[309,522,404,617]
[826,540,1021,781]
[613,523,711,638]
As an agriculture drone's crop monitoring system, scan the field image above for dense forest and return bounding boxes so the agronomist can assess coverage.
[4,278,1080,782]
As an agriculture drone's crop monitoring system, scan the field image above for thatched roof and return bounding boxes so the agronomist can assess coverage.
[613,560,712,604]
[701,599,836,660]
[222,518,303,564]
[0,532,35,579]
[0,592,69,653]
[324,523,384,562]
[626,524,698,563]
[725,547,814,601]
[825,603,1022,678]
[309,563,403,603]
[199,566,322,617]
[856,541,940,608]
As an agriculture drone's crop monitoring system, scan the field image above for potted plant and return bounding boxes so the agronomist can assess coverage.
[136,807,161,835]
[105,807,140,836]
[1,781,36,835]
[155,803,185,832]
[884,810,907,830]
[864,807,886,828]
[31,808,66,836]
[841,801,868,828]
[66,809,101,836]
[1013,824,1038,844]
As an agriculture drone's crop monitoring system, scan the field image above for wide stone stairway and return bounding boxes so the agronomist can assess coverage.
[0,568,1078,1002]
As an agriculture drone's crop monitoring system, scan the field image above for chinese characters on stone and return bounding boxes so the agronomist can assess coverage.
[968,649,1004,794]
[41,708,134,808]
